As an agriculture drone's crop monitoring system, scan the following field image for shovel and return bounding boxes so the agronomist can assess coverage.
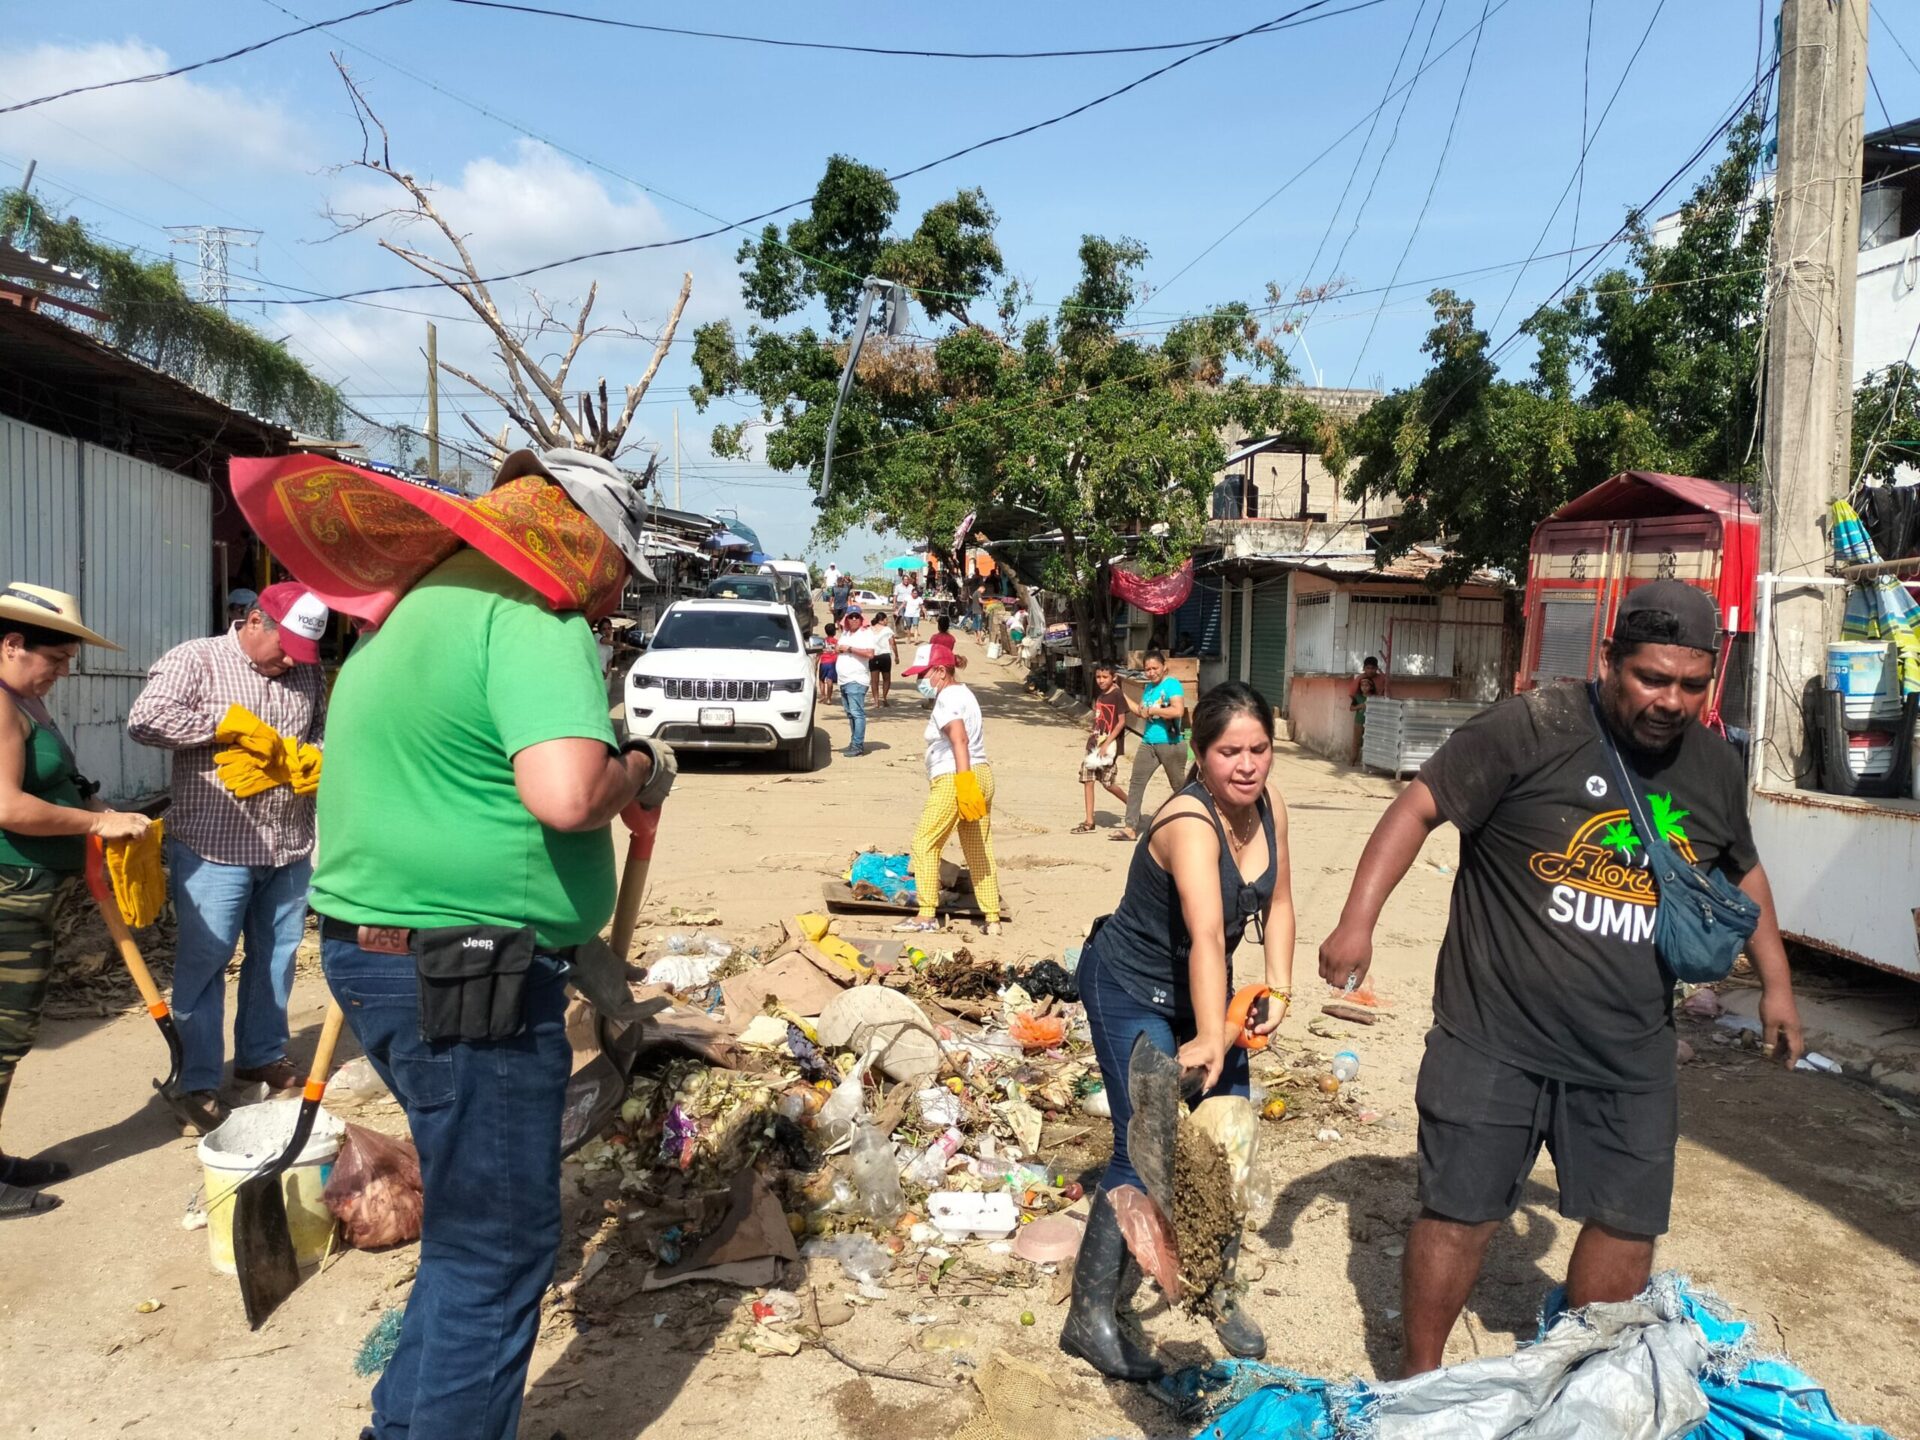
[82,834,203,1132]
[608,801,663,964]
[232,999,345,1329]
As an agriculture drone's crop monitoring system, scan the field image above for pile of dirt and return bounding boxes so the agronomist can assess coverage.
[926,955,1000,1001]
[1171,1121,1237,1313]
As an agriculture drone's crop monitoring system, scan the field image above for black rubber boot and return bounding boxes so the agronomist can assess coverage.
[1212,1235,1267,1359]
[1061,1190,1164,1381]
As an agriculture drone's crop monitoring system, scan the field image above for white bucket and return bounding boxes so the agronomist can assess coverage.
[1826,641,1896,713]
[197,1100,345,1275]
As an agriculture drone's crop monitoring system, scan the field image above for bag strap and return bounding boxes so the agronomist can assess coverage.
[1584,683,1677,881]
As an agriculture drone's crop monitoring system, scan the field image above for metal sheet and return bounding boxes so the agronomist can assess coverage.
[1751,788,1920,977]
[80,443,212,678]
[0,414,82,589]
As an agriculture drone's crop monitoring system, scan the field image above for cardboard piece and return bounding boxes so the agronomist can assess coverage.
[722,953,847,1024]
[644,1170,798,1290]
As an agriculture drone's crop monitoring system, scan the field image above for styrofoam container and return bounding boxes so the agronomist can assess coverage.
[926,1191,1019,1240]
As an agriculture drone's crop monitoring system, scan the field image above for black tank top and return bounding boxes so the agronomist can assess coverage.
[1090,781,1277,1019]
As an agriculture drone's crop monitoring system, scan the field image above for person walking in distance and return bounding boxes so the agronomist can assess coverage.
[1116,650,1186,841]
[894,634,1001,936]
[1072,662,1131,833]
[817,622,839,703]
[309,448,675,1440]
[1349,655,1382,765]
[128,582,331,1133]
[834,607,877,757]
[868,610,898,707]
[1318,582,1805,1376]
[0,584,152,1218]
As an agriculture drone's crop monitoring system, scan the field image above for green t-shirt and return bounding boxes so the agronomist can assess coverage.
[310,550,618,948]
[1140,676,1186,746]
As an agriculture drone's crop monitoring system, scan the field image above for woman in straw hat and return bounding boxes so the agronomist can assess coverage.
[0,583,152,1219]
[896,634,1001,936]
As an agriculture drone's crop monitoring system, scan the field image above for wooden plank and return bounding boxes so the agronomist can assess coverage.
[819,880,1010,923]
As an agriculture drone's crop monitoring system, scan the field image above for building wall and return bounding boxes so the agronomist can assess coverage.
[1856,231,1920,383]
[1,414,213,800]
[1289,673,1458,762]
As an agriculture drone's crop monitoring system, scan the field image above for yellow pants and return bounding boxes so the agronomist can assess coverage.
[911,764,1000,922]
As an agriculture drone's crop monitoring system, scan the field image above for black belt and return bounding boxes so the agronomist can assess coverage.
[319,916,576,961]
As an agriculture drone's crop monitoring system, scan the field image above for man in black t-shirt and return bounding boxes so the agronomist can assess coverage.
[1319,581,1804,1377]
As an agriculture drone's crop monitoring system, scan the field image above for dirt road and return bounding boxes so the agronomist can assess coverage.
[3,649,1917,1438]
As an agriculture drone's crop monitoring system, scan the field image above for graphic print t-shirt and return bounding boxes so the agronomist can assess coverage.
[1419,684,1758,1091]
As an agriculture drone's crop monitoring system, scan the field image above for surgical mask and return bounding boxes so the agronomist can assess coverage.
[918,678,937,700]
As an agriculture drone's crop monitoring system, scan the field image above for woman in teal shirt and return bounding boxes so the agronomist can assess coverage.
[0,584,151,1219]
[1117,649,1188,840]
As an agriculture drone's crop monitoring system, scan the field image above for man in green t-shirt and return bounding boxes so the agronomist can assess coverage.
[314,449,673,1440]
[1118,649,1189,839]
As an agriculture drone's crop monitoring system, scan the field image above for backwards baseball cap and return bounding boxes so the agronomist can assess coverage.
[1612,580,1719,655]
[227,587,258,611]
[257,582,330,664]
[496,448,657,584]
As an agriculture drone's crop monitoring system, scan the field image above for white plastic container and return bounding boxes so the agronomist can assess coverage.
[198,1100,345,1275]
[926,1190,1019,1240]
[1826,641,1900,722]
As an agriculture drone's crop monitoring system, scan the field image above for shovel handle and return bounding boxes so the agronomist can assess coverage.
[84,836,168,1018]
[305,1002,346,1104]
[609,802,663,962]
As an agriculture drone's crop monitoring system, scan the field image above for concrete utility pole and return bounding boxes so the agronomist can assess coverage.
[673,407,682,510]
[1756,0,1867,791]
[425,322,440,480]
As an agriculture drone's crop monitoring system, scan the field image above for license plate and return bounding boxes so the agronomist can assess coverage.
[698,707,734,728]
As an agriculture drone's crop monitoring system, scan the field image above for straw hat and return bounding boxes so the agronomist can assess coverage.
[0,583,121,650]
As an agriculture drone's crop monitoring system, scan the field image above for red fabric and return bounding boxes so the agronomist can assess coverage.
[1109,559,1195,615]
[228,454,626,625]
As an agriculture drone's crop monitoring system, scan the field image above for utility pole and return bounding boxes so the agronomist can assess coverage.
[165,225,260,310]
[673,407,682,510]
[425,322,440,480]
[1756,0,1867,791]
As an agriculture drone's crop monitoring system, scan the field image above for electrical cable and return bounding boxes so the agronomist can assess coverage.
[1877,8,1920,81]
[1569,0,1597,281]
[1344,0,1493,386]
[0,0,414,115]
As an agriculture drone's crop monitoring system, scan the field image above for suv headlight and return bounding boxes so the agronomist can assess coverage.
[771,678,807,693]
[630,673,665,691]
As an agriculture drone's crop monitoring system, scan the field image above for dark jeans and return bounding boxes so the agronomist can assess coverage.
[1079,941,1247,1193]
[323,937,573,1440]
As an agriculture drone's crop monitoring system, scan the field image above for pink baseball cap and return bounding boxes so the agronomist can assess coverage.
[256,582,330,664]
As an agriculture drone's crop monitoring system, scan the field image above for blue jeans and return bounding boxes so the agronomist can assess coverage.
[167,840,311,1092]
[323,937,573,1440]
[1079,941,1248,1193]
[840,680,869,749]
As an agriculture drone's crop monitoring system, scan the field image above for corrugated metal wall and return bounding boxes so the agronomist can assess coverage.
[1,416,212,800]
[1248,575,1289,711]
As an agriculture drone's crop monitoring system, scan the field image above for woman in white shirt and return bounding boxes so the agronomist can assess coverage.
[896,636,1000,936]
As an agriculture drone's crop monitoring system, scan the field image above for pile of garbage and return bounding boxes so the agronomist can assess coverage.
[559,913,1111,1328]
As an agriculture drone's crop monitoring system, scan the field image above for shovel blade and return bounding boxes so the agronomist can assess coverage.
[232,1171,302,1329]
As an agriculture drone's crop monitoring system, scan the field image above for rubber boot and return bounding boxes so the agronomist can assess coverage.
[1212,1235,1267,1359]
[1061,1190,1164,1381]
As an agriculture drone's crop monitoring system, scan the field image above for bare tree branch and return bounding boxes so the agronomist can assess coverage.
[605,271,693,452]
[440,359,552,448]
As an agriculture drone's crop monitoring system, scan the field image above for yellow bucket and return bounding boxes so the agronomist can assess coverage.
[197,1100,345,1275]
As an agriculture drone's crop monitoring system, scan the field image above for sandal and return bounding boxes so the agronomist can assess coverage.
[0,1180,60,1219]
[0,1153,71,1187]
[1110,827,1139,842]
[892,917,942,933]
[1070,822,1096,834]
[981,921,1002,937]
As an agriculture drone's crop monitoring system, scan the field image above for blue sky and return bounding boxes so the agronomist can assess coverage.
[5,2,1916,568]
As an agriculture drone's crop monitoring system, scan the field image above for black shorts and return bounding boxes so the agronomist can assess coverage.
[871,655,892,675]
[1414,1026,1677,1237]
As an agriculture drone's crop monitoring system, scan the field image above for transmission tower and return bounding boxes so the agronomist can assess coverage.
[165,224,261,310]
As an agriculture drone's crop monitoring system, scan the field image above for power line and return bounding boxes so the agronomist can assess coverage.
[1878,9,1920,81]
[1345,0,1495,386]
[449,0,1382,60]
[254,0,1391,309]
[0,0,414,115]
[1569,0,1597,282]
[1139,0,1517,312]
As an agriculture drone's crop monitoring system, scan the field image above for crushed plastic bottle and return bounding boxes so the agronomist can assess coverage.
[1331,1050,1360,1083]
[906,1126,964,1187]
[846,1123,906,1220]
[664,934,691,954]
[815,1047,877,1147]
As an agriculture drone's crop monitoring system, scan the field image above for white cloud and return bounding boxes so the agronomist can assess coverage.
[0,40,310,174]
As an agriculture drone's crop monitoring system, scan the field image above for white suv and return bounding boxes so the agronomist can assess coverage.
[625,599,818,770]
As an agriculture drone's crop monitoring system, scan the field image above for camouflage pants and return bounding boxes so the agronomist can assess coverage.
[0,865,74,1127]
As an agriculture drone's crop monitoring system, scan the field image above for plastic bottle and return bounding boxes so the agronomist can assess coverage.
[701,938,733,961]
[1331,1050,1361,1083]
[815,1049,877,1147]
[665,934,691,955]
[846,1123,906,1220]
[906,1126,965,1187]
[969,1156,1049,1191]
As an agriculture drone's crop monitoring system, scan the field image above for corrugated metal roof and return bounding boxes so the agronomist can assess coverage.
[1542,471,1757,527]
[1222,542,1510,588]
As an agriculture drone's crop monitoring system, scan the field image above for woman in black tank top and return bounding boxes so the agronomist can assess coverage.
[1061,683,1297,1380]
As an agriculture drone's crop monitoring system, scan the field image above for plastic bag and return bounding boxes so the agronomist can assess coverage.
[1007,1010,1069,1053]
[1109,1184,1180,1301]
[322,1123,423,1249]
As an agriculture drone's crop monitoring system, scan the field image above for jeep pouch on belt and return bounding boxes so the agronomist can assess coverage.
[412,924,537,1042]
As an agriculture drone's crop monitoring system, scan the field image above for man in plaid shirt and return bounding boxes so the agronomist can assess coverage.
[128,583,329,1131]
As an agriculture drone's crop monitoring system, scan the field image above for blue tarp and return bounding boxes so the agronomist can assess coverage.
[849,851,916,905]
[1196,1278,1895,1440]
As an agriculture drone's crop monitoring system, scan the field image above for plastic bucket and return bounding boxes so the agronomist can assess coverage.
[1826,641,1894,711]
[197,1100,345,1275]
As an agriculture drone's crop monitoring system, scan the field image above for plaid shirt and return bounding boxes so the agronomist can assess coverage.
[127,628,327,867]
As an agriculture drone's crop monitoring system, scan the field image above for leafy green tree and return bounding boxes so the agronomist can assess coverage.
[691,159,1329,668]
[1344,113,1772,579]
[1852,363,1920,487]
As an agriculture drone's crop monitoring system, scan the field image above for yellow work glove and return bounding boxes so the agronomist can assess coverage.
[284,739,323,797]
[105,819,167,929]
[953,770,988,822]
[215,705,283,764]
[213,745,287,798]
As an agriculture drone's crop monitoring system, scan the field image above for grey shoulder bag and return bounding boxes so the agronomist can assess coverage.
[1586,684,1759,983]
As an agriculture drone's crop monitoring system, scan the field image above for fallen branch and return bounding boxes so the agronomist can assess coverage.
[814,1339,959,1389]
